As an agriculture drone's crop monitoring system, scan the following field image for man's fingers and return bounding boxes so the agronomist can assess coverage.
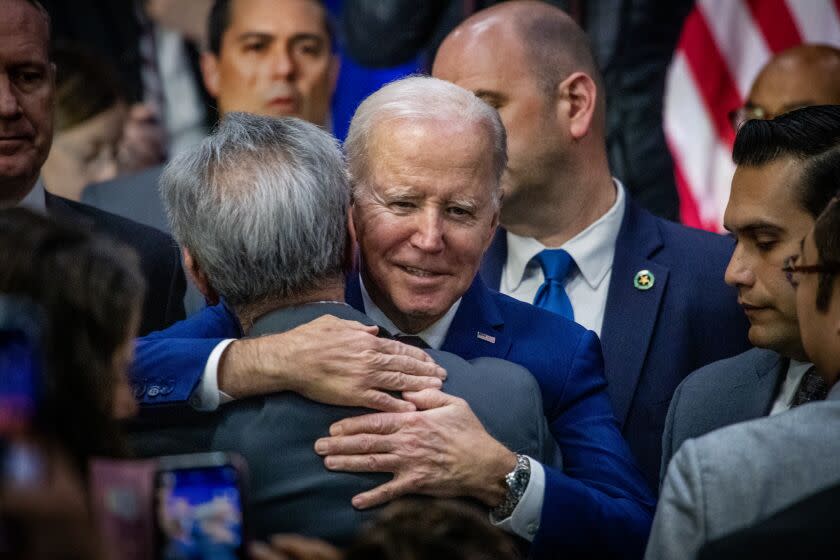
[323,453,401,474]
[403,388,458,410]
[377,337,437,364]
[380,354,446,380]
[374,371,443,392]
[351,477,414,510]
[359,389,417,412]
[325,316,380,334]
[328,411,406,436]
[314,433,396,456]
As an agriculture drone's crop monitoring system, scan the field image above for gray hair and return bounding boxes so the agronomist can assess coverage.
[160,112,350,307]
[345,75,507,207]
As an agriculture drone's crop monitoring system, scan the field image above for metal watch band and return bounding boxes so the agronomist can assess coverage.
[491,454,531,521]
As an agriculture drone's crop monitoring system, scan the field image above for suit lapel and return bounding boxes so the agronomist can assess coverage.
[733,351,787,417]
[479,228,506,290]
[600,200,668,427]
[442,278,512,360]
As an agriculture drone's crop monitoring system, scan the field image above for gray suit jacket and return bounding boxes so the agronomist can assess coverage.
[645,387,840,560]
[82,165,168,233]
[132,302,558,544]
[659,348,784,483]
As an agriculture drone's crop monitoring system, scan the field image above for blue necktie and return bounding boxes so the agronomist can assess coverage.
[533,249,575,320]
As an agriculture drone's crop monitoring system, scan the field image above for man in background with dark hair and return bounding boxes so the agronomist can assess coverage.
[202,0,338,127]
[647,173,840,560]
[661,105,840,478]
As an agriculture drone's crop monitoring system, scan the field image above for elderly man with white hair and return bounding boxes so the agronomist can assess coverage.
[140,109,556,546]
[133,76,653,558]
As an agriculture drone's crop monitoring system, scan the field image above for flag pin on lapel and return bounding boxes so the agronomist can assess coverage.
[477,332,496,343]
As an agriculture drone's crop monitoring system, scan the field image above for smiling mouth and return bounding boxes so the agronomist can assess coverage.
[400,265,445,278]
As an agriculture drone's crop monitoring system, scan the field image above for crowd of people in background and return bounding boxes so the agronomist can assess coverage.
[1,1,839,559]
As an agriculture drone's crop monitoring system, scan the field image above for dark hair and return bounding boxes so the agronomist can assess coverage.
[344,498,519,560]
[53,43,126,132]
[0,209,145,476]
[207,0,335,55]
[813,196,840,310]
[733,105,840,217]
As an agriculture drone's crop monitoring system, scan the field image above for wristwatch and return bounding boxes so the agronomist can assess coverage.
[491,454,531,520]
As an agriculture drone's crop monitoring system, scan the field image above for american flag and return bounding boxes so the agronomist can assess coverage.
[664,0,840,232]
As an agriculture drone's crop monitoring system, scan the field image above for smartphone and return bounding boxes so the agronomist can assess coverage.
[154,452,247,560]
[90,458,159,560]
[0,296,44,486]
[0,296,43,437]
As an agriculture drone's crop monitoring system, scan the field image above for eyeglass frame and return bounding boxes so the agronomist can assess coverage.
[782,255,840,287]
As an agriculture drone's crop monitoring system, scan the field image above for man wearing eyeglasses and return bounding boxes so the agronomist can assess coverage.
[647,105,840,559]
[690,198,840,560]
[729,44,840,131]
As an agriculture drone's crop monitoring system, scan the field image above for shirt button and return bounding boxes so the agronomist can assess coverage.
[527,523,538,536]
[147,385,161,397]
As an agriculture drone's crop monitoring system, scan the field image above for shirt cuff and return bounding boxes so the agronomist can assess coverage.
[190,339,236,411]
[491,456,544,542]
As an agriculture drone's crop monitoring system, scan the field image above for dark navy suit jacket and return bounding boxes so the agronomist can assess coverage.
[133,278,654,559]
[479,198,751,490]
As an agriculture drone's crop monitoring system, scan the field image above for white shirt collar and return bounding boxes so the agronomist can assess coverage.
[503,179,625,291]
[770,359,816,415]
[358,274,461,350]
[18,178,47,213]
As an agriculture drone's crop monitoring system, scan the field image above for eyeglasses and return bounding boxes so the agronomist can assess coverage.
[782,255,840,287]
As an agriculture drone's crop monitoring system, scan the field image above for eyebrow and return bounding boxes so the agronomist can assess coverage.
[738,222,786,236]
[235,31,326,44]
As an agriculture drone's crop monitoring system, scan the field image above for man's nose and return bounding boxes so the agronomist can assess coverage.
[0,75,22,119]
[271,47,296,79]
[724,244,755,288]
[410,209,445,253]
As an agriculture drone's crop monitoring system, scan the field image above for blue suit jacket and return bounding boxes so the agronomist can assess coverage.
[480,199,751,490]
[133,279,654,558]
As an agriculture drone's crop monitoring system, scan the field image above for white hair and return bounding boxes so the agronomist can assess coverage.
[344,75,507,207]
[160,112,350,307]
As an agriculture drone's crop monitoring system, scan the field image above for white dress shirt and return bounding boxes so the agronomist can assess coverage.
[360,276,546,542]
[500,180,626,336]
[769,359,814,415]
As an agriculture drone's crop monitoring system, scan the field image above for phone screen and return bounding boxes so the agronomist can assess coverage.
[0,329,40,436]
[155,464,244,560]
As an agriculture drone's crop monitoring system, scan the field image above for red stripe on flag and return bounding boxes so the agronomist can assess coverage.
[836,0,840,18]
[678,9,741,148]
[747,0,801,53]
[668,133,706,230]
[673,154,705,231]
